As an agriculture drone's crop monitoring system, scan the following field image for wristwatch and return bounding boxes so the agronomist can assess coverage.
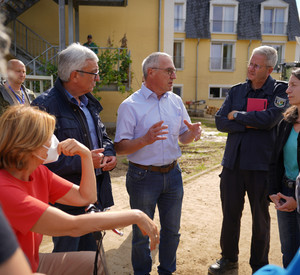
[233,112,238,119]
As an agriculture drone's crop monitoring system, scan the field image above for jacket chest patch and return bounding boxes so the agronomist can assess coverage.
[274,96,287,108]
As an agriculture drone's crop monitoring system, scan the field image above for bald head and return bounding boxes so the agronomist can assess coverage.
[7,59,26,88]
[7,59,25,70]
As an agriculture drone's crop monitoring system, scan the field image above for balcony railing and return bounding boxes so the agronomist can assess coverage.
[210,57,235,71]
[262,21,287,35]
[174,19,185,32]
[211,20,237,33]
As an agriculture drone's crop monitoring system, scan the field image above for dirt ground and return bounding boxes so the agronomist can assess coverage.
[40,129,283,274]
[99,168,282,275]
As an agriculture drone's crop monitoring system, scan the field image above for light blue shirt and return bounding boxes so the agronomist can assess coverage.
[283,127,299,181]
[64,90,101,175]
[64,90,99,150]
[115,84,190,166]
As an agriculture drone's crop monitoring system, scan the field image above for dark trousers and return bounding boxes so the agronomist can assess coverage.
[52,234,97,252]
[219,166,270,270]
[277,184,300,267]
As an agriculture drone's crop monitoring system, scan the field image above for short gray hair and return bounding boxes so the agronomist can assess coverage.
[58,43,99,82]
[142,52,172,80]
[251,46,278,68]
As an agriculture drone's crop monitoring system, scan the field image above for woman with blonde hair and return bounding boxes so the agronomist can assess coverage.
[0,105,159,275]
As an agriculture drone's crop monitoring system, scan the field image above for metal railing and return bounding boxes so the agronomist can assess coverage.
[173,55,184,69]
[0,74,54,95]
[210,57,236,71]
[6,19,132,90]
[211,20,237,33]
[25,75,54,95]
[8,19,59,74]
[262,21,287,35]
[174,19,185,32]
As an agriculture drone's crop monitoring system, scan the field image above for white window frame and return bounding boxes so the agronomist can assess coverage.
[174,0,186,33]
[210,40,236,71]
[209,85,231,99]
[209,0,239,34]
[262,42,286,72]
[261,0,289,36]
[173,84,183,97]
[173,39,184,70]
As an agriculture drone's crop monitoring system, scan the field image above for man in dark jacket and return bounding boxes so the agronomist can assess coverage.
[208,46,288,274]
[32,43,116,252]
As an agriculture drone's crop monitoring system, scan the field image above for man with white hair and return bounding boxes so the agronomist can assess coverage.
[115,52,202,275]
[32,43,117,253]
[209,46,288,274]
[0,59,35,115]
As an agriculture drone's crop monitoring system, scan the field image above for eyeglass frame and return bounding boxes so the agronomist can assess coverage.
[247,63,271,70]
[151,67,177,76]
[76,70,99,80]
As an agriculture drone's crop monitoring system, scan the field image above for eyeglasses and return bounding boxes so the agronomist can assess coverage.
[152,67,177,76]
[248,63,270,70]
[76,70,99,80]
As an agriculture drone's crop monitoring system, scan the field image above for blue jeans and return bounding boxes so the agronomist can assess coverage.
[277,185,300,268]
[126,163,184,275]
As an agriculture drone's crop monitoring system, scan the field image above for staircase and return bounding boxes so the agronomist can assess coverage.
[1,0,58,75]
[7,19,59,75]
[1,0,127,75]
[0,0,40,24]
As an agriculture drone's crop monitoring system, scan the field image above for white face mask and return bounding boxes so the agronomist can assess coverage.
[34,134,60,164]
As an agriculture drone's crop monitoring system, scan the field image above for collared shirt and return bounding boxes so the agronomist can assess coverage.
[64,90,101,175]
[115,84,190,166]
[64,90,99,150]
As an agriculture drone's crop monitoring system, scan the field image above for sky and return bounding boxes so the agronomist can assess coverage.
[297,0,300,15]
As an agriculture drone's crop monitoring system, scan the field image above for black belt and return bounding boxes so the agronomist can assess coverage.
[283,177,296,189]
[129,160,177,173]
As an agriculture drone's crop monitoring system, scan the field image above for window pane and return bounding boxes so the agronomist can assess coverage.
[173,42,182,68]
[211,44,222,69]
[223,44,233,70]
[224,7,234,32]
[213,6,223,32]
[221,88,229,98]
[264,9,273,34]
[274,8,285,34]
[174,4,184,32]
[173,87,182,97]
[267,44,283,71]
[210,87,220,98]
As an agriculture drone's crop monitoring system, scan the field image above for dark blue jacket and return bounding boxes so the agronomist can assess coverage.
[269,119,300,198]
[215,76,288,171]
[32,78,115,212]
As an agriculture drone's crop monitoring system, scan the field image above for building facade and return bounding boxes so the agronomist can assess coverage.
[7,0,300,123]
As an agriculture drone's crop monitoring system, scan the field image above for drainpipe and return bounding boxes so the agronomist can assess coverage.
[247,40,252,63]
[59,0,66,51]
[195,38,200,101]
[158,0,162,51]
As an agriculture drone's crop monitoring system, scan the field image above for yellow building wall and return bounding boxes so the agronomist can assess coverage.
[16,0,160,124]
[176,33,296,110]
[12,0,298,119]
